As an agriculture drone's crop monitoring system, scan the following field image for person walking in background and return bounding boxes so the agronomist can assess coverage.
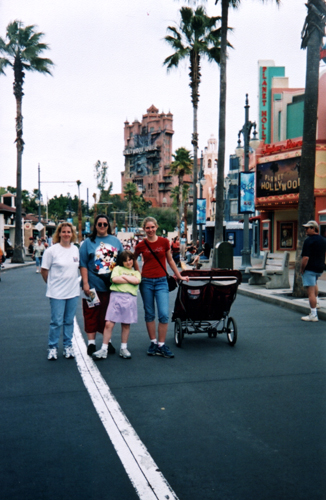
[92,250,141,360]
[171,235,181,266]
[134,217,188,358]
[41,223,80,360]
[33,238,45,273]
[300,220,326,322]
[180,233,187,260]
[79,214,123,355]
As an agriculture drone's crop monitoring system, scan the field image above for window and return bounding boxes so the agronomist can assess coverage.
[277,221,296,251]
[262,221,270,250]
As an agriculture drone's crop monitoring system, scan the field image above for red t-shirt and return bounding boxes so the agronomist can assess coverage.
[135,237,170,278]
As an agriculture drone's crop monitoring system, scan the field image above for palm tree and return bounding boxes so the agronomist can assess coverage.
[170,186,181,231]
[293,0,326,297]
[0,20,53,263]
[169,147,193,236]
[182,183,191,238]
[123,182,138,230]
[164,6,222,244]
[213,0,280,266]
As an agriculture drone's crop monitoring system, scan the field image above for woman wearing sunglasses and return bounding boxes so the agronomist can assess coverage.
[80,214,123,356]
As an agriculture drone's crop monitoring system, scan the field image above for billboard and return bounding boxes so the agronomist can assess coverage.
[256,156,300,198]
[197,198,206,224]
[238,172,255,213]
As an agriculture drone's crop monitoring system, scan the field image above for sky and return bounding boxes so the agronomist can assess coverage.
[0,0,320,206]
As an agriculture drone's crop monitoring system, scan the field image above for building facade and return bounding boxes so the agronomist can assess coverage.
[122,105,177,207]
[255,61,326,260]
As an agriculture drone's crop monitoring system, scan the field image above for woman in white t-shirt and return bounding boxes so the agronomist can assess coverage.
[41,222,80,361]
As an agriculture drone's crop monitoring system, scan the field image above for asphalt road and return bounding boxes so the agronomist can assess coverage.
[1,266,325,500]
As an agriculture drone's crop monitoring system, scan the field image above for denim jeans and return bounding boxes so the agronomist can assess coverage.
[48,296,79,348]
[139,277,169,324]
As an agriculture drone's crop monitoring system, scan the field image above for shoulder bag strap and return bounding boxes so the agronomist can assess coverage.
[144,239,168,277]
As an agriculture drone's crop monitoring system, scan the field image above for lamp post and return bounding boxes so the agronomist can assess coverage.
[65,193,74,223]
[235,94,260,271]
[196,150,206,252]
[76,180,82,243]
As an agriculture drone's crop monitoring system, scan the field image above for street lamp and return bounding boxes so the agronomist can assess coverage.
[235,94,260,271]
[65,193,74,222]
[76,180,82,243]
[196,150,206,252]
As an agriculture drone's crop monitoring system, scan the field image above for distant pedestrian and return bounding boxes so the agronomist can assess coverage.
[0,245,4,281]
[41,223,80,360]
[92,250,141,360]
[79,214,123,356]
[180,233,187,259]
[171,235,180,265]
[33,238,45,273]
[300,220,326,322]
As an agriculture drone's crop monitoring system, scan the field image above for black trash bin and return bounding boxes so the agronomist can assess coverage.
[214,241,233,269]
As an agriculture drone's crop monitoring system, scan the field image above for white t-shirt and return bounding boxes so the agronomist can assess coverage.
[42,243,80,299]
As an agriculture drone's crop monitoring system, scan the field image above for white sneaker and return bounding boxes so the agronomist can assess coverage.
[48,347,58,360]
[92,348,108,359]
[63,346,75,359]
[120,348,132,359]
[301,313,318,322]
[316,301,320,309]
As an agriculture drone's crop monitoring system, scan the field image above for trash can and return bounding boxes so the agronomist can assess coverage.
[214,241,234,269]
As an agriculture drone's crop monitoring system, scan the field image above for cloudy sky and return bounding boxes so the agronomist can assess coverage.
[0,0,319,205]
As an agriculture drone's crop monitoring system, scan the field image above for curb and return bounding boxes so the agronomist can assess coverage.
[238,287,326,321]
[1,262,35,272]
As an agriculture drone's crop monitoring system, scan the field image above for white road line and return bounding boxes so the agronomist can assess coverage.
[72,318,179,500]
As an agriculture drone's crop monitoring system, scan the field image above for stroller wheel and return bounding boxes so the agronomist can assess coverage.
[226,317,237,346]
[174,318,183,347]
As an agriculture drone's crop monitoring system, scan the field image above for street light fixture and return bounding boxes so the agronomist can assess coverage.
[235,94,260,272]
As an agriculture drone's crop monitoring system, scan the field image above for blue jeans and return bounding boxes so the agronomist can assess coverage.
[48,297,79,348]
[140,277,169,324]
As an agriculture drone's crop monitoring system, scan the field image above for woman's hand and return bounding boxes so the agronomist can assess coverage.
[83,282,91,296]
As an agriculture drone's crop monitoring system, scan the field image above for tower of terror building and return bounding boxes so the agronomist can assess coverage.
[122,105,177,207]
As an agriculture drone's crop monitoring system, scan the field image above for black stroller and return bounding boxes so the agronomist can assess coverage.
[172,269,242,347]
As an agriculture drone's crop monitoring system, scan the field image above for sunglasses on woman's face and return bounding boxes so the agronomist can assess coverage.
[97,222,108,228]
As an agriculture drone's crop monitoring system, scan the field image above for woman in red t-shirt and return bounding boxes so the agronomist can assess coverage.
[135,217,188,358]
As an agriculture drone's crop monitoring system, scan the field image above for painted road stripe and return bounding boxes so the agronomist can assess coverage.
[72,319,179,500]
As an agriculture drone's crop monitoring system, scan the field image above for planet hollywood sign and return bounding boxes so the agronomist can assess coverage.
[257,150,301,198]
[260,66,268,143]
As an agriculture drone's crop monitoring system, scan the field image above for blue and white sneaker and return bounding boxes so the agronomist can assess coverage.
[48,347,58,360]
[147,342,158,356]
[63,346,75,359]
[156,344,174,358]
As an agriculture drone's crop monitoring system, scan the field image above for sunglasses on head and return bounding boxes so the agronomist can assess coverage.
[97,222,108,228]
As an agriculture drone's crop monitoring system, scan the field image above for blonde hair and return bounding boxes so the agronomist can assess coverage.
[52,222,77,244]
[142,217,158,229]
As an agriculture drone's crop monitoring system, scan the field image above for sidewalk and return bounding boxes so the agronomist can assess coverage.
[233,256,326,321]
[1,255,326,321]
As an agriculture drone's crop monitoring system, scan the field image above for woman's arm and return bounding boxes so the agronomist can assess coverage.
[80,267,91,296]
[166,250,189,281]
[40,268,48,283]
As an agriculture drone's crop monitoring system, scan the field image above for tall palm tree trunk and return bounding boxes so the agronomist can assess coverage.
[192,104,198,244]
[213,0,228,267]
[293,3,324,296]
[12,58,24,263]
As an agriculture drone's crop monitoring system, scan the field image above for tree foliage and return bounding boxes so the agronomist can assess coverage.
[0,20,53,262]
[164,6,222,244]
